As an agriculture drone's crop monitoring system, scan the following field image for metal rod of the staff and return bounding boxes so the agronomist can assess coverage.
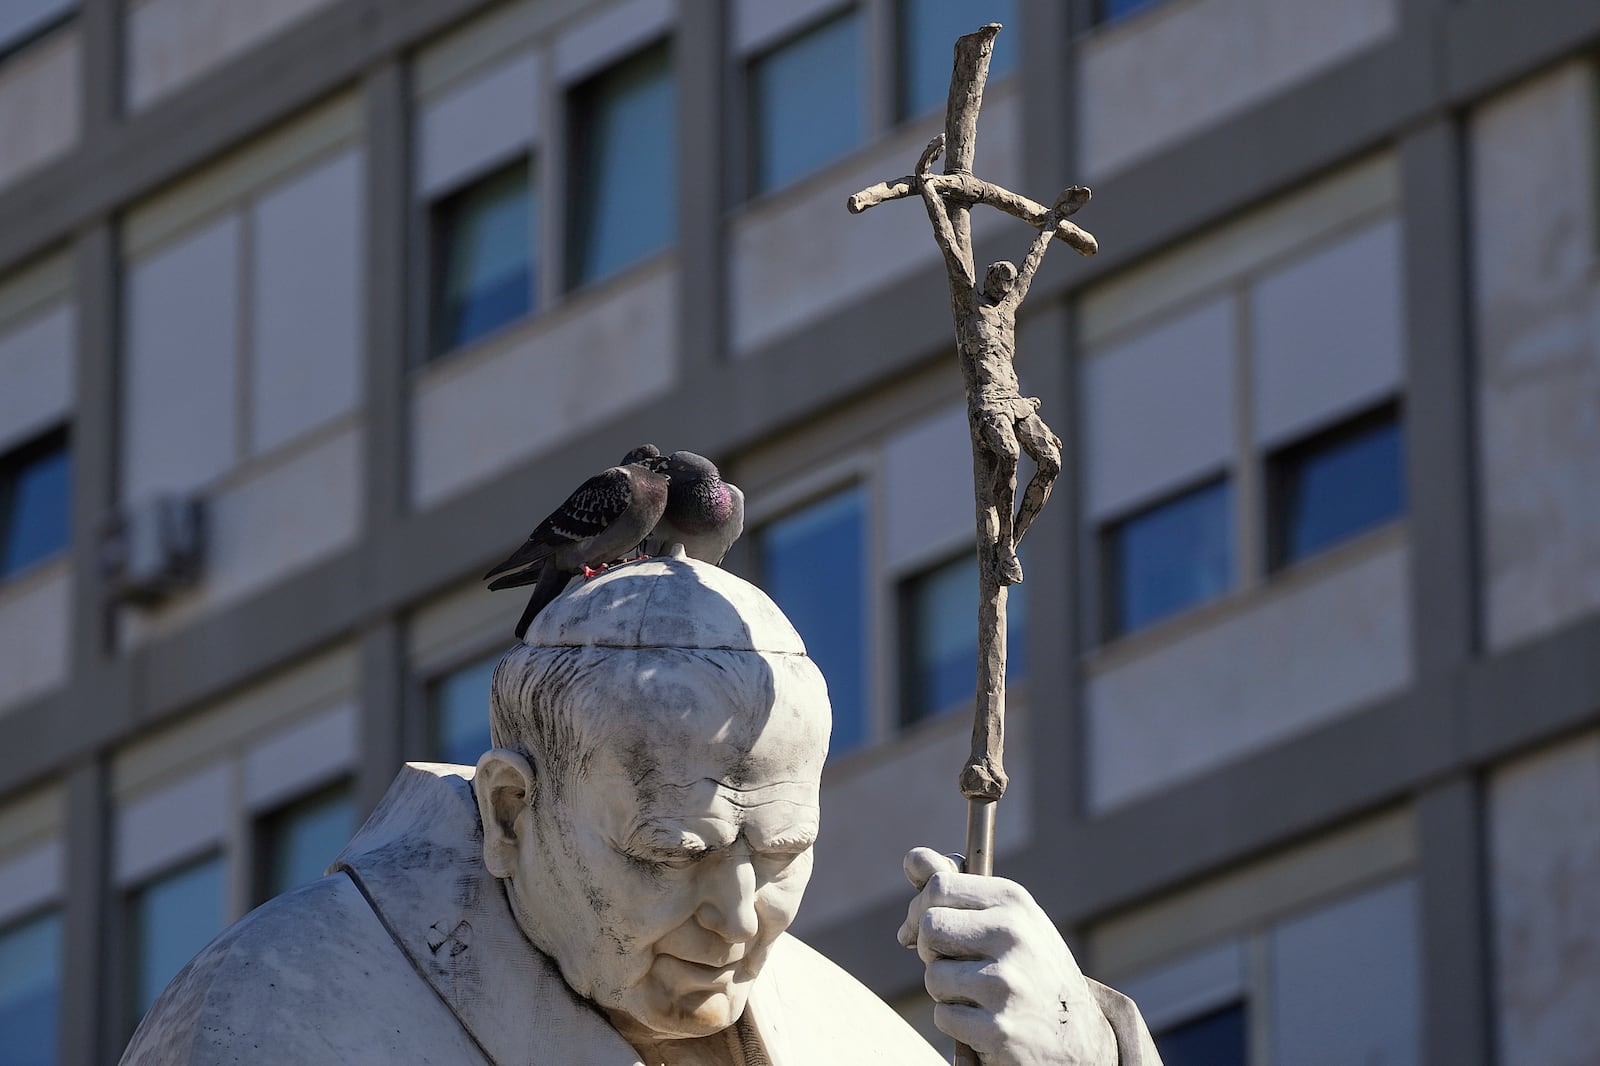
[952,798,998,1065]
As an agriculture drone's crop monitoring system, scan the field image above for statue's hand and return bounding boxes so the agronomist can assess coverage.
[899,848,1119,1066]
[916,134,945,180]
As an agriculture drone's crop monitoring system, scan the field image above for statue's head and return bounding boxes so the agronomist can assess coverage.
[982,260,1018,301]
[473,553,831,1043]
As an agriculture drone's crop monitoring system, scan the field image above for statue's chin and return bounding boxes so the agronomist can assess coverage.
[609,984,746,1041]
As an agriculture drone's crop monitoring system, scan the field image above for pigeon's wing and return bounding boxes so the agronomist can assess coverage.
[483,467,634,583]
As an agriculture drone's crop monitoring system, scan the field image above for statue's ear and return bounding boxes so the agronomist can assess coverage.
[474,748,535,880]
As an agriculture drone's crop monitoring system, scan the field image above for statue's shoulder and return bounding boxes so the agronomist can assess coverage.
[120,872,489,1066]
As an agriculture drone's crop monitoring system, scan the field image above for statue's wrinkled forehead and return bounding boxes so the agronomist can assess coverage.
[520,550,808,655]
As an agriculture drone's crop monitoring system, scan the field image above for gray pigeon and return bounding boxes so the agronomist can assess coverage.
[643,451,745,564]
[619,443,661,466]
[484,462,670,639]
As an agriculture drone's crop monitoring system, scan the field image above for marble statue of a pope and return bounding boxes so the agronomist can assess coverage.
[122,553,1162,1065]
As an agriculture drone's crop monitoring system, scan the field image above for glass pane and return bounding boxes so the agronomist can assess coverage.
[432,160,533,355]
[751,13,865,194]
[1154,1003,1248,1066]
[1278,415,1404,565]
[1100,0,1165,23]
[898,0,1017,120]
[1109,480,1232,635]
[2,437,71,578]
[901,552,1027,726]
[260,783,357,901]
[0,911,61,1066]
[431,654,498,766]
[567,41,676,288]
[759,488,868,754]
[128,855,226,1022]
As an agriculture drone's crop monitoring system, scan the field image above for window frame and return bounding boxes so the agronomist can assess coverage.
[424,154,537,362]
[0,424,72,583]
[250,778,357,906]
[1098,473,1234,641]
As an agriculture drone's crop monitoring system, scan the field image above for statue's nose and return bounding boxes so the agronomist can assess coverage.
[695,852,760,943]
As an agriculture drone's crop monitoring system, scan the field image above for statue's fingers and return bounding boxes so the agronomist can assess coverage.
[931,1002,1002,1056]
[924,957,1008,1014]
[917,905,1011,965]
[904,847,961,891]
[920,869,1029,913]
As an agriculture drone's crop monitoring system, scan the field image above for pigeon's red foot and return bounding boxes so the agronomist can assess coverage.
[582,563,609,579]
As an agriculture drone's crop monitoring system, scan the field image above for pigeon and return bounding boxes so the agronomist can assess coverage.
[643,451,745,565]
[619,443,662,466]
[484,462,671,639]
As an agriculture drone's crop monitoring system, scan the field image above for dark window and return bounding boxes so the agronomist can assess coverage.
[897,0,1017,120]
[429,158,534,357]
[429,653,498,766]
[0,909,61,1066]
[127,854,226,1024]
[567,40,676,289]
[759,487,868,755]
[1097,0,1166,24]
[749,12,865,195]
[1153,1002,1248,1066]
[1104,478,1232,637]
[256,781,357,903]
[0,427,71,580]
[899,551,1027,727]
[1269,406,1404,569]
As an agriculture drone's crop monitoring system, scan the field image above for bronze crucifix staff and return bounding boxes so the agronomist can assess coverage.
[848,27,1097,1052]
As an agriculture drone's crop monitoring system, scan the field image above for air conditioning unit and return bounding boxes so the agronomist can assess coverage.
[103,494,206,607]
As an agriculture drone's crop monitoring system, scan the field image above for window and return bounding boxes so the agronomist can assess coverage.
[1097,0,1166,24]
[899,551,1027,727]
[897,0,1017,120]
[429,653,498,766]
[567,40,676,290]
[429,159,535,357]
[0,0,73,59]
[1103,479,1231,637]
[758,487,868,755]
[1153,1002,1248,1066]
[1268,406,1404,569]
[127,854,226,1023]
[0,909,61,1066]
[749,12,865,195]
[256,782,356,903]
[0,427,71,581]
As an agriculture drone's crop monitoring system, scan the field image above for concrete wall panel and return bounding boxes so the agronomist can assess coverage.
[126,0,339,110]
[552,0,674,85]
[1088,540,1412,810]
[731,92,1021,355]
[0,27,80,194]
[249,149,365,454]
[1084,295,1237,519]
[0,302,74,453]
[1077,0,1396,179]
[1116,941,1247,1033]
[1470,64,1600,651]
[0,565,70,713]
[241,702,357,811]
[0,839,63,925]
[1488,730,1600,1066]
[1271,878,1422,1066]
[1251,218,1403,447]
[411,263,678,508]
[123,214,242,502]
[417,51,540,198]
[882,403,972,573]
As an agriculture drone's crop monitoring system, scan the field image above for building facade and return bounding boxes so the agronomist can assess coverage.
[0,0,1598,1062]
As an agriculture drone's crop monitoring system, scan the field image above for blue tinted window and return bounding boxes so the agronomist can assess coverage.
[897,0,1017,120]
[1,430,71,579]
[431,159,534,356]
[901,551,1027,726]
[1275,412,1404,566]
[259,782,356,901]
[0,910,61,1066]
[1099,0,1166,24]
[760,488,868,754]
[750,13,865,194]
[431,654,497,766]
[568,41,676,288]
[1107,480,1231,636]
[1154,1003,1247,1066]
[128,854,225,1022]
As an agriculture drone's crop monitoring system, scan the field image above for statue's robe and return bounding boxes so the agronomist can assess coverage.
[122,764,1160,1065]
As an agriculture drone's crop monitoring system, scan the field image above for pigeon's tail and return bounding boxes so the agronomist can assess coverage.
[487,564,545,591]
[512,566,567,640]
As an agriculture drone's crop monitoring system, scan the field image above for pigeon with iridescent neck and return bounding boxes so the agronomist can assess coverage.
[643,451,745,565]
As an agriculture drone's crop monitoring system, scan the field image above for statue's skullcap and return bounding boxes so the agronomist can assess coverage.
[519,545,807,655]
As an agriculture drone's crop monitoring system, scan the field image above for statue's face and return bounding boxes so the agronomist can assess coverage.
[983,260,1017,300]
[505,659,828,1042]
